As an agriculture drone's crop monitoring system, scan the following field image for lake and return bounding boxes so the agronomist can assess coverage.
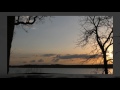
[9,68,113,74]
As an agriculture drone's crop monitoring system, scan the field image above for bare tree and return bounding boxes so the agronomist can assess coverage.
[7,16,48,74]
[77,16,113,74]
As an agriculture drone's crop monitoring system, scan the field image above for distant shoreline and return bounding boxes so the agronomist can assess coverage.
[9,64,113,68]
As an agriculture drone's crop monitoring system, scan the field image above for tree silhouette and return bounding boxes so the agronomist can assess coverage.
[77,16,113,74]
[7,16,47,74]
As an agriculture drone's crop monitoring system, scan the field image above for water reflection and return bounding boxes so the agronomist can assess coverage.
[9,68,113,74]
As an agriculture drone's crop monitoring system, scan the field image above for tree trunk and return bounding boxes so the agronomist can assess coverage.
[103,51,108,74]
[7,16,15,74]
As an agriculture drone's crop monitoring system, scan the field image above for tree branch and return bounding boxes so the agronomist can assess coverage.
[105,43,113,52]
[15,16,38,25]
[103,27,113,47]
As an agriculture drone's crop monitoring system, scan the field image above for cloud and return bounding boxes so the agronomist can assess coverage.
[30,60,36,62]
[51,54,102,62]
[38,59,44,62]
[42,54,56,57]
[52,58,59,62]
[51,54,61,62]
[54,54,102,60]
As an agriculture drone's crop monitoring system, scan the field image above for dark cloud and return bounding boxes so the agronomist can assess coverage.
[38,59,44,62]
[54,54,102,60]
[52,54,102,62]
[52,54,61,62]
[52,58,59,62]
[42,54,56,57]
[30,60,36,62]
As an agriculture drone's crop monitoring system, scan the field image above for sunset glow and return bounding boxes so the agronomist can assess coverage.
[10,16,113,66]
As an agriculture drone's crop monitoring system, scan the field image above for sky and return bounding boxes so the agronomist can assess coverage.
[10,16,113,65]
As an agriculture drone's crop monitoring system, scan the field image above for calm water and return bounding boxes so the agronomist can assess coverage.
[9,68,113,74]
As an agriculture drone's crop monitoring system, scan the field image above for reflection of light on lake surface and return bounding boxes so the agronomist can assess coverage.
[9,68,113,74]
